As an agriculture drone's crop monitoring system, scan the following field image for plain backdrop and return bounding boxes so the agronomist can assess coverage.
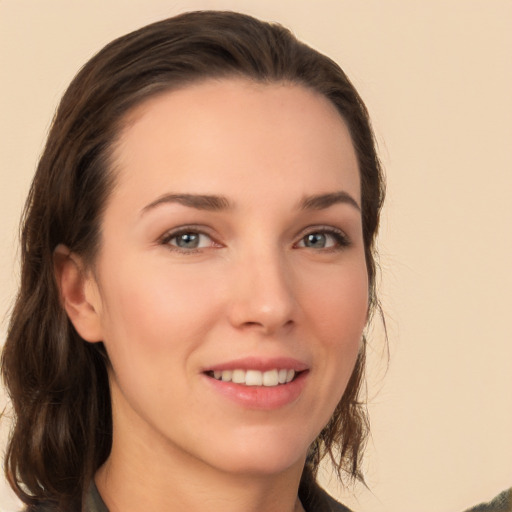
[1,1,511,511]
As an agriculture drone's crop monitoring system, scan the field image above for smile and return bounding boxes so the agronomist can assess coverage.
[207,369,296,387]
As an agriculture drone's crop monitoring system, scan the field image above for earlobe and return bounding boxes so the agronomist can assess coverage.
[53,244,104,342]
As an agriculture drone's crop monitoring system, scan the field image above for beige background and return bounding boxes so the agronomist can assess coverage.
[1,1,511,511]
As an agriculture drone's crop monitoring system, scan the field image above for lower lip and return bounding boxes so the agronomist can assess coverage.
[204,371,308,410]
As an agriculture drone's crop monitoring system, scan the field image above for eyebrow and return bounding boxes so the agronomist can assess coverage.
[141,190,360,216]
[141,193,232,215]
[299,191,361,211]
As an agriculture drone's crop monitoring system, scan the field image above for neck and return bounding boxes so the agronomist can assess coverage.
[96,445,306,512]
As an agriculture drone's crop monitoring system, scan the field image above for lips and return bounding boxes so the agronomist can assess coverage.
[202,357,309,409]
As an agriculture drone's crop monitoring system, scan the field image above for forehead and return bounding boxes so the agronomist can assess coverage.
[109,78,360,209]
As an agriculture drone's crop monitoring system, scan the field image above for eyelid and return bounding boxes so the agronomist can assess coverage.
[158,225,222,252]
[294,225,351,249]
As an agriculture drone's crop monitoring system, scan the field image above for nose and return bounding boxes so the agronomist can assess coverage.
[227,247,297,335]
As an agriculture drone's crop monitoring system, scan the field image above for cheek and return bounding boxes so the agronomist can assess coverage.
[305,259,369,340]
[95,258,228,422]
[301,259,368,399]
[97,257,226,362]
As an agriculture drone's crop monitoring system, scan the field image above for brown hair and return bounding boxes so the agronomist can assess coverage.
[1,10,385,511]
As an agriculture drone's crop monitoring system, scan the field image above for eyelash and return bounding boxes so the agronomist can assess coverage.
[294,226,351,252]
[159,225,350,254]
[159,226,219,254]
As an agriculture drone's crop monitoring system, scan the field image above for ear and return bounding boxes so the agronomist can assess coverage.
[53,244,104,342]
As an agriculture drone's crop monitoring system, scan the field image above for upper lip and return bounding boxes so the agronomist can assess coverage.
[202,356,309,373]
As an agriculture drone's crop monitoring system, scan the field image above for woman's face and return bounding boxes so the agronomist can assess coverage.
[85,79,368,476]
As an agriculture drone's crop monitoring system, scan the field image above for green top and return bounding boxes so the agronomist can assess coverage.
[464,488,512,512]
[82,477,351,512]
[30,484,512,511]
[84,482,108,512]
[84,484,512,512]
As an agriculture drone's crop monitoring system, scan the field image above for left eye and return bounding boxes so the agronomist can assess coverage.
[296,230,347,249]
[165,231,212,250]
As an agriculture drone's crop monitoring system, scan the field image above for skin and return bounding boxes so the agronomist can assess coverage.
[56,79,368,512]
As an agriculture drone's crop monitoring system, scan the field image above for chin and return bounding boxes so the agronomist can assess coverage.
[213,452,306,478]
[198,428,311,477]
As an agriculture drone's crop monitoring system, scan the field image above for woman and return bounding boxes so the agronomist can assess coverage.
[1,11,384,512]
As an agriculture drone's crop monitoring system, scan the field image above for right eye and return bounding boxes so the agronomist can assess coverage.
[160,230,216,252]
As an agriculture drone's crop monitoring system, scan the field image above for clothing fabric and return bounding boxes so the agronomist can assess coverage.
[28,471,352,512]
[84,483,108,512]
[82,478,352,512]
[81,483,512,512]
[298,472,353,512]
[463,488,512,512]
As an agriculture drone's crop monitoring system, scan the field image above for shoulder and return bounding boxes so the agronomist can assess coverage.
[24,504,81,512]
[21,484,106,512]
[23,503,59,512]
[298,470,352,512]
[463,488,512,512]
[315,488,353,512]
[23,505,60,512]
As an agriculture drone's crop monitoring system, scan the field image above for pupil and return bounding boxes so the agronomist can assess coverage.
[305,233,326,248]
[177,233,199,248]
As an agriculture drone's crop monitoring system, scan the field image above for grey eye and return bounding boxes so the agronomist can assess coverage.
[174,232,201,249]
[296,229,348,250]
[162,229,218,252]
[303,233,327,248]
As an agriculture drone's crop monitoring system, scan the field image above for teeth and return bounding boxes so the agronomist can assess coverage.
[245,370,263,386]
[232,369,245,384]
[262,369,278,387]
[211,369,297,386]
